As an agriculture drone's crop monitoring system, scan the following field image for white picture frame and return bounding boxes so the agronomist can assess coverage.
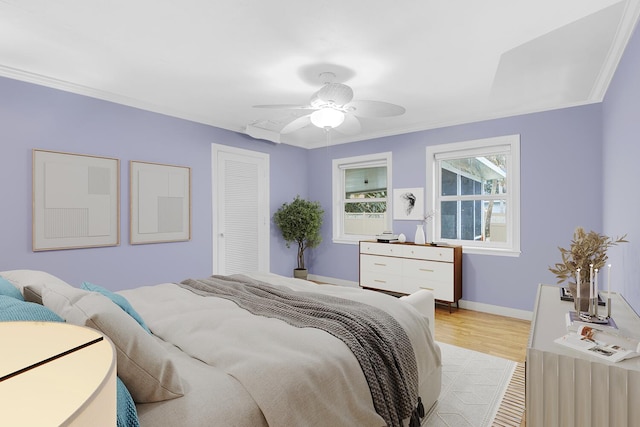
[130,161,191,244]
[393,187,424,220]
[32,149,120,251]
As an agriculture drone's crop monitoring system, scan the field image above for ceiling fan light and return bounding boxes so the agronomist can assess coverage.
[311,108,345,129]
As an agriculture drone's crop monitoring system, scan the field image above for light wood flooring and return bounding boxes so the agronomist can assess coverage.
[434,305,531,363]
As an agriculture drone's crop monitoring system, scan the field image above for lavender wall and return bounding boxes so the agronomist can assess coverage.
[308,104,604,312]
[603,23,640,313]
[0,77,307,290]
[4,47,637,314]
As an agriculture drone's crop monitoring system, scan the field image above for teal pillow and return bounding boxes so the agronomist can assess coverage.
[0,277,24,300]
[81,282,151,333]
[0,295,63,322]
[117,377,140,427]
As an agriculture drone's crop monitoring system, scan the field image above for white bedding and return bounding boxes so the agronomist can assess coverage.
[119,273,442,427]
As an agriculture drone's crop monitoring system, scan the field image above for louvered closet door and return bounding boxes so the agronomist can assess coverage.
[212,144,269,275]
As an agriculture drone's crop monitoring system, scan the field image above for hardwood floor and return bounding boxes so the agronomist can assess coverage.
[433,305,531,363]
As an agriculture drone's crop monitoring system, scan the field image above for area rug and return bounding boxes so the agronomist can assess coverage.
[422,342,524,427]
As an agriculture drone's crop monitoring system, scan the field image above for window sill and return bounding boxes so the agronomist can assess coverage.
[461,246,521,257]
[333,237,370,245]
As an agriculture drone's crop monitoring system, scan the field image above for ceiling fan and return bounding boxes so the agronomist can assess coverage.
[253,72,406,135]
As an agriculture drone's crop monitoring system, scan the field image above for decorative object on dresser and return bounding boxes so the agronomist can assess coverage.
[273,195,324,280]
[554,323,640,363]
[526,284,640,427]
[359,241,462,312]
[414,224,426,245]
[422,209,437,245]
[376,231,399,242]
[560,287,605,306]
[548,226,627,312]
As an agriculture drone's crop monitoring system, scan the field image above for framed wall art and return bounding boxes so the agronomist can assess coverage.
[32,149,120,251]
[130,161,191,244]
[393,187,424,220]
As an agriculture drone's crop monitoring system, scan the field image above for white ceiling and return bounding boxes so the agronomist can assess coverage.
[1,1,639,149]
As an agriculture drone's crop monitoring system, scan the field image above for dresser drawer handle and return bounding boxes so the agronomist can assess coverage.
[374,263,387,266]
[374,279,387,283]
[419,268,434,272]
[419,286,434,291]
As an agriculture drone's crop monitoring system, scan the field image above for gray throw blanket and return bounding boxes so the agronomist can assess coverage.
[179,274,422,427]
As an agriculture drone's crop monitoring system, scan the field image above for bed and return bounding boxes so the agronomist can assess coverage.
[0,270,442,427]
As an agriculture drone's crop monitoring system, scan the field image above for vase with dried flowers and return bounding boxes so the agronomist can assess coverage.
[423,210,437,245]
[549,227,627,311]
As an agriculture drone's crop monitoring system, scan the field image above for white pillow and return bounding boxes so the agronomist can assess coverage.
[42,285,184,403]
[0,269,72,304]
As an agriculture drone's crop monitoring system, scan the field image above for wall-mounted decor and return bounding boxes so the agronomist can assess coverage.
[130,161,191,244]
[32,149,120,251]
[393,187,424,220]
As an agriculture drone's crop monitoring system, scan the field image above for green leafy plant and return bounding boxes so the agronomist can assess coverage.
[549,227,628,285]
[273,195,324,270]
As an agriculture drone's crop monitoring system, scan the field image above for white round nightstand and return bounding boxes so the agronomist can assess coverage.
[0,321,117,426]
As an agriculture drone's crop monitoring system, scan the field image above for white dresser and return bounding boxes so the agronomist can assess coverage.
[359,241,462,311]
[526,284,640,427]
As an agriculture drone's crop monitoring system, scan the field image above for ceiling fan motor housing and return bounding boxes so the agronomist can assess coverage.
[311,83,354,107]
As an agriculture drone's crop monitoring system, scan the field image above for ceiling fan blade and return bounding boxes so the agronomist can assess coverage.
[253,104,311,110]
[334,114,361,135]
[281,114,312,134]
[345,100,406,118]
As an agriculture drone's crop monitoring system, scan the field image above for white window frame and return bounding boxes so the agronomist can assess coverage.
[426,135,521,256]
[332,152,392,244]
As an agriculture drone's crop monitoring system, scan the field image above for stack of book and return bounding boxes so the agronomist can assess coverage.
[375,232,398,243]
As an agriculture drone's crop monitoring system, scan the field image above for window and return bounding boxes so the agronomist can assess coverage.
[332,152,392,244]
[426,135,520,256]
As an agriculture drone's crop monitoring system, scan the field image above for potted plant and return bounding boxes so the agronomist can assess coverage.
[273,195,324,280]
[549,227,627,310]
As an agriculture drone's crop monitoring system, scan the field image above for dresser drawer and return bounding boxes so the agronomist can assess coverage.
[360,270,404,293]
[402,245,454,262]
[402,258,452,282]
[360,241,403,257]
[360,254,403,273]
[403,277,454,301]
[366,275,453,300]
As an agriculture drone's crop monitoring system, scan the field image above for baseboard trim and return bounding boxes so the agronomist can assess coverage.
[457,299,532,321]
[307,274,533,321]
